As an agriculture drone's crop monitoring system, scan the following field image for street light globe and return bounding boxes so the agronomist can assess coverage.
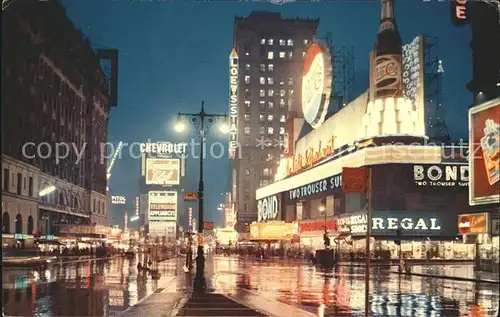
[174,121,185,133]
[318,205,326,212]
[219,122,229,134]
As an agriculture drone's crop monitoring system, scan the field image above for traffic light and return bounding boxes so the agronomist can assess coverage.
[395,229,402,246]
[323,233,330,247]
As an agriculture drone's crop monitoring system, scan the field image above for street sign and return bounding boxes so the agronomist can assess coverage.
[342,167,367,193]
[203,222,214,230]
[184,192,198,201]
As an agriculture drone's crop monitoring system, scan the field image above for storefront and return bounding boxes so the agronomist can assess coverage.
[249,221,299,252]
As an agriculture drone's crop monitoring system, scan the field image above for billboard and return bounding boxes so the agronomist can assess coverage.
[111,196,126,204]
[468,98,500,205]
[145,158,180,185]
[149,221,176,239]
[301,42,332,129]
[148,191,178,222]
[228,48,239,159]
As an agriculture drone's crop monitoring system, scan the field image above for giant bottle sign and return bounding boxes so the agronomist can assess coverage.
[373,54,402,92]
[257,195,279,222]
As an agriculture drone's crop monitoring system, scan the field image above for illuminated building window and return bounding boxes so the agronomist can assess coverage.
[268,127,274,135]
[279,39,286,46]
[259,114,265,122]
[262,168,270,176]
[280,89,286,97]
[260,89,265,97]
[280,114,285,122]
[261,38,265,45]
[259,126,265,134]
[268,64,274,72]
[279,127,285,135]
[260,180,269,187]
[268,114,274,121]
[289,89,294,96]
[279,52,285,59]
[302,52,306,57]
[287,39,294,46]
[268,101,274,109]
[244,204,250,211]
[260,64,266,72]
[268,77,274,85]
[244,114,250,121]
[268,51,274,60]
[280,99,286,107]
[244,76,250,84]
[245,64,251,71]
[244,100,250,108]
[268,89,274,97]
[303,39,308,45]
[268,39,274,45]
[244,126,250,135]
[279,79,285,85]
[259,100,265,108]
[288,52,293,59]
[288,78,293,86]
[260,77,266,84]
[244,168,250,175]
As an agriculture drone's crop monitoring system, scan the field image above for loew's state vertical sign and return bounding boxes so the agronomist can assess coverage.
[229,48,239,159]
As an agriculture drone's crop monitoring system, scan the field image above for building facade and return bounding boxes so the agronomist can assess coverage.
[231,11,319,229]
[1,0,117,241]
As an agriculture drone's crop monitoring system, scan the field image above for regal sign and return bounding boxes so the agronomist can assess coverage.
[228,48,239,158]
[286,136,335,175]
[413,164,469,187]
[257,195,279,222]
[287,174,341,201]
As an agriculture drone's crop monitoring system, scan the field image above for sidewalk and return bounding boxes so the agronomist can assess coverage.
[390,264,500,284]
[120,257,317,317]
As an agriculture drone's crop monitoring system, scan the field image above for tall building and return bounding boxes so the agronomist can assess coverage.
[2,0,118,237]
[231,11,319,229]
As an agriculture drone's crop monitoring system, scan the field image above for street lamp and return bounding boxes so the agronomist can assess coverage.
[174,100,227,292]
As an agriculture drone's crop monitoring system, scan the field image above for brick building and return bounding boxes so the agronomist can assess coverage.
[1,0,118,238]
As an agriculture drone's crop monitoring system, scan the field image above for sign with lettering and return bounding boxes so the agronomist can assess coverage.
[342,167,367,193]
[257,195,279,222]
[111,196,126,204]
[373,54,402,93]
[184,192,198,201]
[451,0,468,25]
[337,213,367,235]
[299,220,337,234]
[338,211,456,237]
[371,210,455,237]
[458,213,489,234]
[148,191,177,222]
[413,164,469,187]
[287,174,341,201]
[286,136,336,175]
[229,48,239,158]
[140,142,187,154]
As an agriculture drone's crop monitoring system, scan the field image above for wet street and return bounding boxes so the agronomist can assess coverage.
[3,254,499,316]
[2,256,178,316]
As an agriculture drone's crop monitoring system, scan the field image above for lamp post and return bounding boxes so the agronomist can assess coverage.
[174,100,228,292]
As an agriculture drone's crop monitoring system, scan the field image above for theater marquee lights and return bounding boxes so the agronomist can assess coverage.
[229,48,239,158]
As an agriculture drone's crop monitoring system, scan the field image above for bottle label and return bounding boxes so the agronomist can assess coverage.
[373,54,401,92]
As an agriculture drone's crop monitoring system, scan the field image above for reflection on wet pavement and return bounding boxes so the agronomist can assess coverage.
[3,255,499,316]
[210,256,499,317]
[2,256,178,316]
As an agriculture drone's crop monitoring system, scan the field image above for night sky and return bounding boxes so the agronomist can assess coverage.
[61,0,472,228]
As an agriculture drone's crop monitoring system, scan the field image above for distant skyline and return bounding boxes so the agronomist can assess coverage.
[61,0,473,227]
